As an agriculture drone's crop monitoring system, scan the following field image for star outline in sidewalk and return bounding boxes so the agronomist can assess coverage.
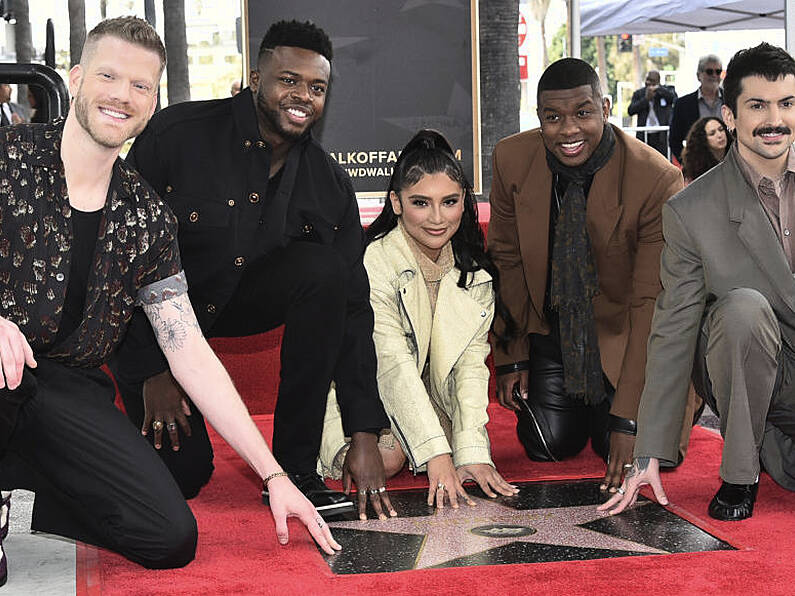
[320,481,735,574]
[327,494,665,570]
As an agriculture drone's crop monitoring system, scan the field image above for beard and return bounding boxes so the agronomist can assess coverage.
[73,86,147,150]
[255,91,315,142]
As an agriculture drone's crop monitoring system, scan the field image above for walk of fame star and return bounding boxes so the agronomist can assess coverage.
[320,480,734,575]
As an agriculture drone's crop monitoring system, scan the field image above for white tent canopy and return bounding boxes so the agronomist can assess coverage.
[579,0,792,53]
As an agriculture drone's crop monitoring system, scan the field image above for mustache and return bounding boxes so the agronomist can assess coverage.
[753,126,792,137]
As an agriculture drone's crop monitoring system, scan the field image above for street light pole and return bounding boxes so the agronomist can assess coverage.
[567,0,580,58]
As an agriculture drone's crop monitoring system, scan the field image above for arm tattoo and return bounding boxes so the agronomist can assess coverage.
[142,293,203,354]
[625,457,650,481]
[155,319,188,352]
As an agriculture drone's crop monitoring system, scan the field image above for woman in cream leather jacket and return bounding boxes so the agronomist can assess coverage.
[319,130,518,514]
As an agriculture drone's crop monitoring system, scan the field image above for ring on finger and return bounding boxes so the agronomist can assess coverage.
[368,488,379,495]
[315,516,324,528]
[617,487,626,495]
[437,482,445,490]
[166,422,177,432]
[378,486,386,493]
[623,463,633,470]
[152,420,164,432]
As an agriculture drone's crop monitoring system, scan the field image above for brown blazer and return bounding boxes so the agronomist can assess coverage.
[488,125,683,420]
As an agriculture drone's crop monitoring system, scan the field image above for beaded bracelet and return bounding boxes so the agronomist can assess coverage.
[263,471,289,486]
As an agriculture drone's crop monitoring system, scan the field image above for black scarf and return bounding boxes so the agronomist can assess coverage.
[544,124,616,404]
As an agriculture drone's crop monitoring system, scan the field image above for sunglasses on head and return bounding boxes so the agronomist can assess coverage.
[702,68,722,76]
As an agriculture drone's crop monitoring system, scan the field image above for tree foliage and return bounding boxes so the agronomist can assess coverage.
[549,25,682,106]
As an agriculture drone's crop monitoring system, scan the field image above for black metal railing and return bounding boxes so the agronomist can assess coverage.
[0,63,69,119]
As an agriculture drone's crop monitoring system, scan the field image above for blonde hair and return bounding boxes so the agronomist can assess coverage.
[82,16,166,73]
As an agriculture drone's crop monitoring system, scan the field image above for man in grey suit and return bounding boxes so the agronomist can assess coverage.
[602,43,795,521]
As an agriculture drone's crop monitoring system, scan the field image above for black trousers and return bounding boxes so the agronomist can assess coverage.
[0,359,197,569]
[516,333,612,462]
[110,241,348,497]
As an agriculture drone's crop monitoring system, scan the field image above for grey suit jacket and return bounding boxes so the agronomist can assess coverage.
[635,146,795,466]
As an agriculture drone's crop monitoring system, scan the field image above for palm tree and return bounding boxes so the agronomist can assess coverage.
[529,0,551,67]
[479,0,520,197]
[163,0,190,104]
[11,0,32,109]
[68,0,86,68]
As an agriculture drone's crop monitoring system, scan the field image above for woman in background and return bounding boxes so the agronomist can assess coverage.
[319,130,518,515]
[681,116,731,184]
[27,85,49,124]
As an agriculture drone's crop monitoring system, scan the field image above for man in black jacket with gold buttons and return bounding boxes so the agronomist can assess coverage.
[109,20,394,520]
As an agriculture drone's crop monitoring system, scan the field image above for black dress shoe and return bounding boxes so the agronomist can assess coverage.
[708,481,759,521]
[262,472,354,515]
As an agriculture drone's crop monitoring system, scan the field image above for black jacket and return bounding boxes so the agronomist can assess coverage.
[114,89,388,434]
[628,85,676,128]
[668,90,701,162]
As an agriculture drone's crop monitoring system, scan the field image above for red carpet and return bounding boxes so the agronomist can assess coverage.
[82,404,795,595]
[84,202,795,593]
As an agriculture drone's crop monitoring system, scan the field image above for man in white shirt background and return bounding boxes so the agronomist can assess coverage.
[0,84,27,126]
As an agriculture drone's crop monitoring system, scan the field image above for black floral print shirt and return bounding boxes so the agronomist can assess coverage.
[0,119,184,368]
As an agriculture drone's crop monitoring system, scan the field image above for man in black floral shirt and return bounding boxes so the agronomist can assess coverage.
[0,17,339,576]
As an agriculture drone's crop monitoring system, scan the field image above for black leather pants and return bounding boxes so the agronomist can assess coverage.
[516,334,613,462]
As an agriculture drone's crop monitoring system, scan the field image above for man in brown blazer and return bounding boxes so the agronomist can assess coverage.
[489,58,685,492]
[603,43,795,521]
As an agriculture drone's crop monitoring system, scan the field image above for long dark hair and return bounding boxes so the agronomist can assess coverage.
[367,129,517,344]
[28,85,49,123]
[681,116,732,181]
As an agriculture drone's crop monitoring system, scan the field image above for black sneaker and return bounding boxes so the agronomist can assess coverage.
[262,471,354,516]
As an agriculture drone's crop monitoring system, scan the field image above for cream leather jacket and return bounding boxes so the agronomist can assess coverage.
[364,226,495,469]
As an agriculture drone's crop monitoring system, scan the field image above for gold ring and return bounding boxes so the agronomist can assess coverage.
[437,482,445,490]
[152,420,164,431]
[623,464,633,470]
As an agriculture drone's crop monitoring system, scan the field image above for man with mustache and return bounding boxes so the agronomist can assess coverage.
[603,43,795,521]
[109,20,395,521]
